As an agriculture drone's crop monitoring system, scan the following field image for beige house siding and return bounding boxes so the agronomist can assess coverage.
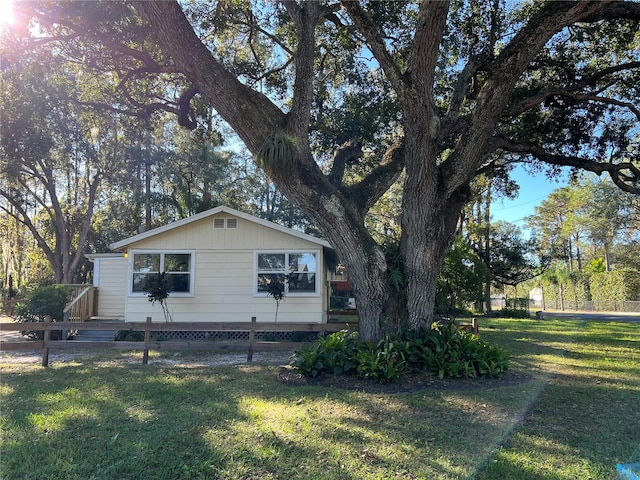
[91,255,127,318]
[117,210,329,323]
[125,214,320,251]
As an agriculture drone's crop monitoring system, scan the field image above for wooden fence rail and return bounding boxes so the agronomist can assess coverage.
[0,317,352,367]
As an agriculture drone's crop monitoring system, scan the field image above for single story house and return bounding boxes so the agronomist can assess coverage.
[87,206,337,324]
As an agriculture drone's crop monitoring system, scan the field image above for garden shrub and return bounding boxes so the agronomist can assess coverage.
[291,323,510,383]
[355,338,407,382]
[14,285,71,340]
[114,330,145,341]
[291,330,360,377]
[497,308,530,319]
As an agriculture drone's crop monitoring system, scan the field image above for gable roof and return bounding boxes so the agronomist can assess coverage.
[109,205,332,251]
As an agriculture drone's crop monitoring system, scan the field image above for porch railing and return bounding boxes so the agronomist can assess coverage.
[62,285,97,323]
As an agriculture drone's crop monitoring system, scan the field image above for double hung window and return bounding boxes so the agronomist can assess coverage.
[256,251,318,295]
[131,251,194,295]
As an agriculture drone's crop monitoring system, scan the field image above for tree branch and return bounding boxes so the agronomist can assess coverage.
[440,58,479,142]
[343,140,405,215]
[26,2,168,70]
[491,136,640,194]
[283,1,321,139]
[134,0,286,153]
[340,1,407,100]
[407,1,450,100]
[440,1,625,196]
[508,61,640,118]
[512,89,640,120]
[76,100,166,120]
[581,1,640,21]
[0,188,56,269]
[328,138,362,187]
[114,65,183,91]
[68,172,102,278]
[177,84,200,129]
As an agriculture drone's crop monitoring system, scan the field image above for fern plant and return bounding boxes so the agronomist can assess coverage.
[256,131,297,177]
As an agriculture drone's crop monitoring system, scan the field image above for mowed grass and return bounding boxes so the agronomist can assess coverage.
[1,318,638,480]
[476,318,640,480]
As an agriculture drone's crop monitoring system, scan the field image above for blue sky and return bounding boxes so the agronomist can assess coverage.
[491,164,569,228]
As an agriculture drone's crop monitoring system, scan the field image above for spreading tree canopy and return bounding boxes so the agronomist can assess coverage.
[5,0,639,339]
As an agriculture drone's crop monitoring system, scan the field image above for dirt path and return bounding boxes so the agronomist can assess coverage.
[0,315,25,343]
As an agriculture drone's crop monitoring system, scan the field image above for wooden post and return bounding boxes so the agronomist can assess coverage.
[42,315,51,367]
[61,309,69,341]
[247,316,256,363]
[142,316,151,365]
[472,317,479,335]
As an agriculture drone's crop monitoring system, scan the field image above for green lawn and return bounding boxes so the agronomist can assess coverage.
[1,317,638,480]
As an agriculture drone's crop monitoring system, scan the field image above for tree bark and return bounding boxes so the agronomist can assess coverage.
[484,181,493,314]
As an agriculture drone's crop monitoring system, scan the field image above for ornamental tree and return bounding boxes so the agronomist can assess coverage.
[6,1,639,340]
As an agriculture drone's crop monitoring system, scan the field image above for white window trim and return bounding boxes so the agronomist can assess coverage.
[253,250,321,297]
[128,250,196,297]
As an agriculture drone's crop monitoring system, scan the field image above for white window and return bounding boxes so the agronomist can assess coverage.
[130,251,194,296]
[256,251,318,295]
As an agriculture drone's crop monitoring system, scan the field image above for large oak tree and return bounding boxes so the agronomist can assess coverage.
[8,1,639,339]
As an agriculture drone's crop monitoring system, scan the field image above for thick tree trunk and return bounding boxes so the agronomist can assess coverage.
[484,270,493,314]
[326,229,408,340]
[276,160,392,341]
[400,194,466,330]
[399,104,472,330]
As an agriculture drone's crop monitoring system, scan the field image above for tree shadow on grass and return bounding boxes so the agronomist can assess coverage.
[1,359,368,480]
[1,362,242,480]
[2,318,636,480]
[474,379,640,480]
[474,331,640,479]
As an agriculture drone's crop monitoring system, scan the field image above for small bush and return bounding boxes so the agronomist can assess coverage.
[290,331,313,342]
[291,330,360,377]
[356,338,406,382]
[14,285,71,340]
[290,323,510,382]
[498,308,530,319]
[114,330,144,341]
[291,344,325,377]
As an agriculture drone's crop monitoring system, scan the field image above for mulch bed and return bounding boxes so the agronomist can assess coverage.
[277,367,532,394]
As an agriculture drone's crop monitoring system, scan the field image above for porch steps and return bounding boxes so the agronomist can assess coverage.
[72,318,124,342]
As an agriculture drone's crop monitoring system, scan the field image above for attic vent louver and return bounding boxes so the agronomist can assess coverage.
[213,218,225,229]
[214,217,238,229]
